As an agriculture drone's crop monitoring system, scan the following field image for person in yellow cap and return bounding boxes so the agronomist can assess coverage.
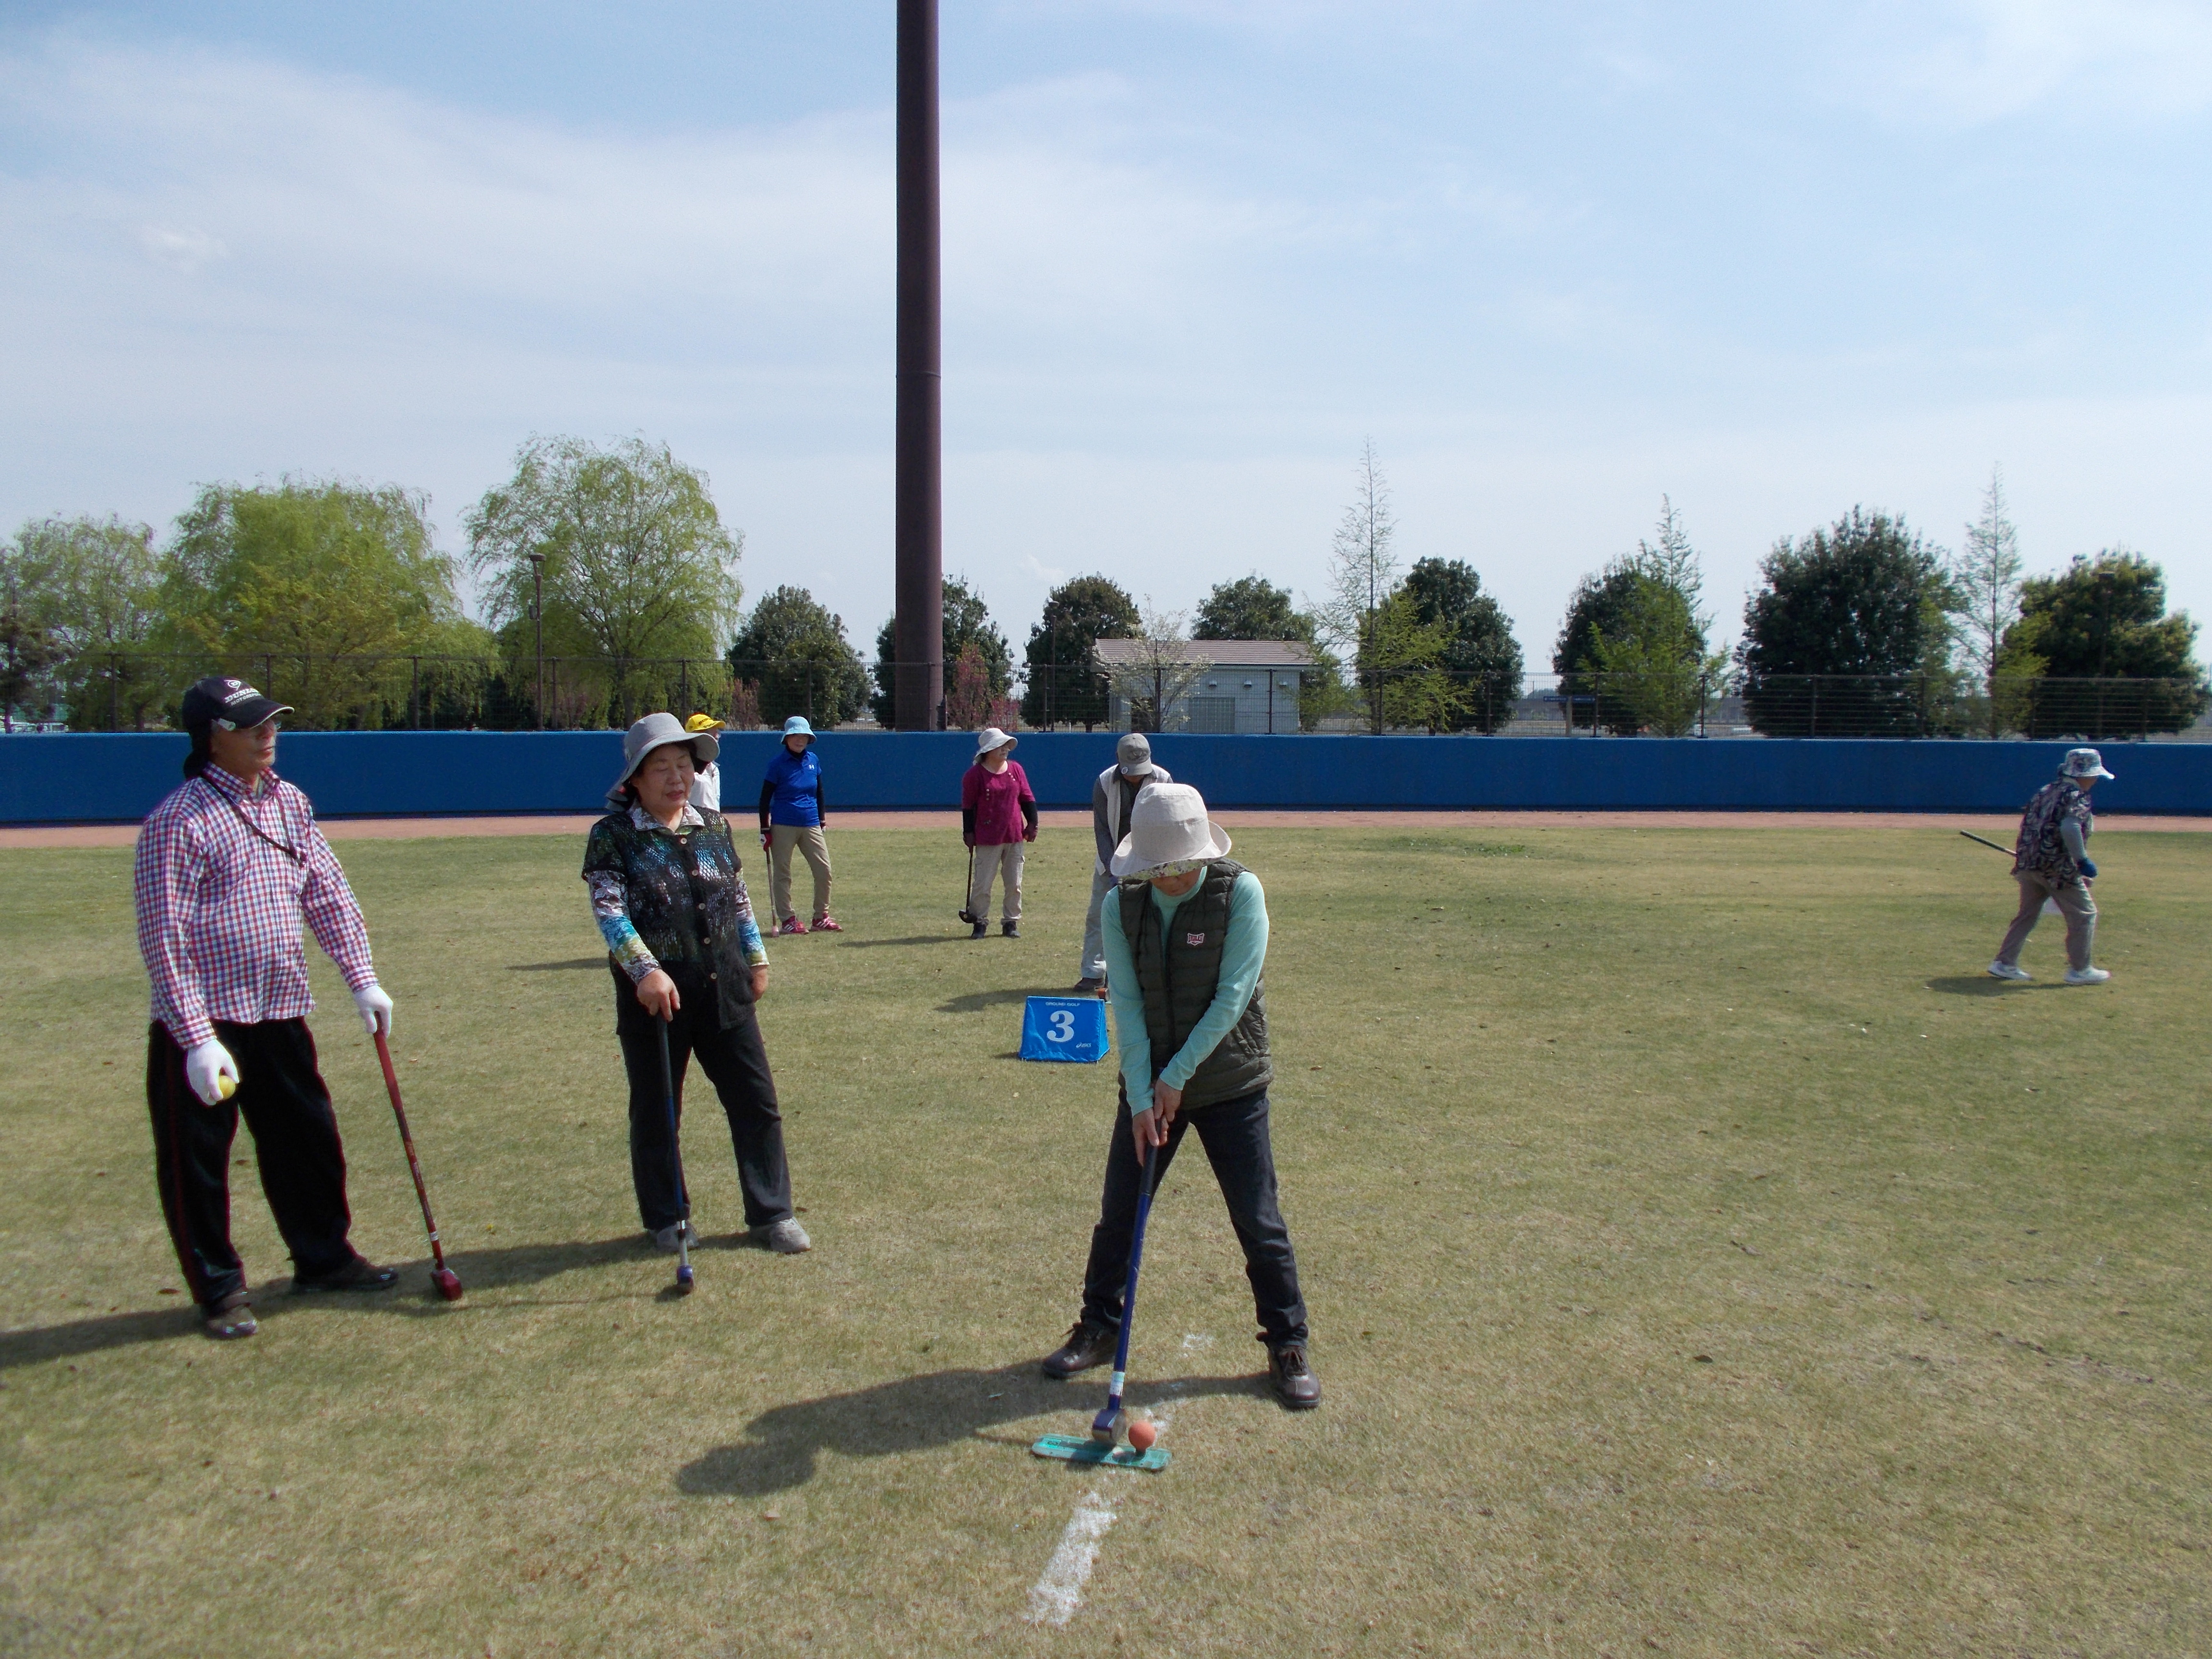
[685,713,728,812]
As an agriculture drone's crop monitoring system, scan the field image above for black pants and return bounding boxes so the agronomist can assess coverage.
[1079,1087,1308,1347]
[613,965,793,1233]
[146,1018,360,1311]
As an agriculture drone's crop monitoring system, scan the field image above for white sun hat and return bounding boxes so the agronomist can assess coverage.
[974,725,1018,757]
[1110,781,1231,878]
[2060,747,2113,780]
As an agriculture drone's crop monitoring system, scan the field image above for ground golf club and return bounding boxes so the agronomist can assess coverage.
[370,1030,463,1303]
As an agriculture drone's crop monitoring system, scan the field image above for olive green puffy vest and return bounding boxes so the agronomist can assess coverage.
[1117,859,1272,1110]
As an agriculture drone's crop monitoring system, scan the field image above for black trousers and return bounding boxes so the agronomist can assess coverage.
[1079,1087,1308,1348]
[145,1018,360,1311]
[613,965,793,1233]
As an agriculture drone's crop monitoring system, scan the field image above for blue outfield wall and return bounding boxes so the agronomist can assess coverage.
[4,730,2210,825]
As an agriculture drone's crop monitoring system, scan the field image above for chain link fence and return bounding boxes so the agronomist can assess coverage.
[4,652,2206,741]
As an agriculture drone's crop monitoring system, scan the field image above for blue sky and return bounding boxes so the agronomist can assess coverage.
[3,1,2208,666]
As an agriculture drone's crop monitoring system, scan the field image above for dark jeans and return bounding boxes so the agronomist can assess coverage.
[145,1018,361,1311]
[1079,1087,1308,1348]
[613,965,793,1233]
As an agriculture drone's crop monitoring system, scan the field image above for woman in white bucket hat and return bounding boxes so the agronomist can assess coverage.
[1988,747,2113,985]
[580,714,812,1255]
[959,726,1036,938]
[1038,782,1319,1409]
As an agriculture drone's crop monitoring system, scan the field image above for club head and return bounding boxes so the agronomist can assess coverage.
[1090,1407,1125,1447]
[674,1263,695,1295]
[430,1269,464,1303]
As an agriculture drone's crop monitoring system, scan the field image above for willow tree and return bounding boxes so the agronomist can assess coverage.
[468,436,743,725]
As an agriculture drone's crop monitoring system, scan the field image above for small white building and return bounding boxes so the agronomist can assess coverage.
[1092,639,1314,734]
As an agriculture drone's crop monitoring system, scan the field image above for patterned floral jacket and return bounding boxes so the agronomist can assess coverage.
[582,804,767,1026]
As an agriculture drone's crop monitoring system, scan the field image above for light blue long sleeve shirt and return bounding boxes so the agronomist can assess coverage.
[1101,869,1269,1104]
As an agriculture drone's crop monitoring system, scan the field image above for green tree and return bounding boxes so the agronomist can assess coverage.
[1359,592,1469,734]
[10,515,167,729]
[1954,466,2024,735]
[1021,575,1139,730]
[728,587,870,728]
[467,436,743,725]
[1555,501,1719,735]
[870,576,1011,726]
[1736,507,1961,736]
[2000,551,2208,738]
[1192,573,1341,731]
[0,536,64,730]
[1318,440,1401,731]
[161,479,481,730]
[1397,557,1522,733]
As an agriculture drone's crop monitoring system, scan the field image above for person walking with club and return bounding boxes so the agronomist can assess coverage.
[757,715,838,935]
[961,727,1037,939]
[1040,783,1319,1410]
[585,713,811,1260]
[1072,733,1170,995]
[133,676,403,1341]
[1987,747,2115,985]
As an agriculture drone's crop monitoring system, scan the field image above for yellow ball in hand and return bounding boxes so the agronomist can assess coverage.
[217,1075,236,1099]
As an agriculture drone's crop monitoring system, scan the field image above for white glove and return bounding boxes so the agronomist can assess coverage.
[354,984,395,1038]
[184,1039,239,1106]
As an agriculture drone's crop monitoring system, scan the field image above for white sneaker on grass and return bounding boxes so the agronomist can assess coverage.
[2064,966,2112,985]
[1986,961,2031,982]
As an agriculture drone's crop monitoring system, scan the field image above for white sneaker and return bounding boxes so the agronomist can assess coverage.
[1986,961,2031,982]
[2064,966,2112,985]
[756,1217,812,1254]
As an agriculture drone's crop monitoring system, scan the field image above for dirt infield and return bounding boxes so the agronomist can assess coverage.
[7,807,2210,850]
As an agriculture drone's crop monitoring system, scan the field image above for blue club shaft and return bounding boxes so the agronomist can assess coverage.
[1096,1139,1159,1425]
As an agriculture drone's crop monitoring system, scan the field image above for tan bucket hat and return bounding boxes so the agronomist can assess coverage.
[1110,782,1230,878]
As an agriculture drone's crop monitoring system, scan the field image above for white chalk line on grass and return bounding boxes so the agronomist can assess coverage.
[1026,1489,1118,1626]
[1023,1338,1208,1628]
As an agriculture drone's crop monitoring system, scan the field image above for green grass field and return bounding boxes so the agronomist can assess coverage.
[1,821,2206,1657]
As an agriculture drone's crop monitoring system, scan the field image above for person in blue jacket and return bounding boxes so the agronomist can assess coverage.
[758,716,837,934]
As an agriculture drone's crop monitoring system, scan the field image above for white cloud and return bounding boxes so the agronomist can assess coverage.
[138,226,227,273]
[1848,0,2212,123]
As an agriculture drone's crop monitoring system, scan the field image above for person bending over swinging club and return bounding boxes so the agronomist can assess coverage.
[1040,783,1319,1409]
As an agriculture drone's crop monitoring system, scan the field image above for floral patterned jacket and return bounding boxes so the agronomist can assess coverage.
[582,805,767,1025]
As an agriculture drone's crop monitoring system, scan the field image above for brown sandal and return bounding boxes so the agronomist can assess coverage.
[203,1290,258,1341]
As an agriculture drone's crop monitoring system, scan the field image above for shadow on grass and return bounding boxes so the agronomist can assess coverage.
[835,935,974,950]
[0,1235,656,1370]
[1924,976,2068,996]
[937,987,1057,1014]
[673,1364,1267,1496]
[507,958,607,972]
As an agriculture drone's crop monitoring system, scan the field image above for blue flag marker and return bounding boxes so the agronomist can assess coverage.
[1020,996,1110,1064]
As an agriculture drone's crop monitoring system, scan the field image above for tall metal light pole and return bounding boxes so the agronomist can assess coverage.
[893,0,944,730]
[528,553,546,730]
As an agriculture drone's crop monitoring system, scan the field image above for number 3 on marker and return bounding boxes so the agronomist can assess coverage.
[1047,1009,1075,1043]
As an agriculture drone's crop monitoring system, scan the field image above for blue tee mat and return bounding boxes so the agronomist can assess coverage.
[1019,996,1110,1063]
[1029,1434,1170,1472]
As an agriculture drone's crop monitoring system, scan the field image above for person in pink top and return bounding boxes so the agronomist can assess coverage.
[960,727,1037,938]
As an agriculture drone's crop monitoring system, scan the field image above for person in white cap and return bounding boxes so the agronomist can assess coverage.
[1071,733,1171,996]
[1040,782,1318,1409]
[960,727,1036,939]
[1988,747,2113,985]
[582,713,811,1255]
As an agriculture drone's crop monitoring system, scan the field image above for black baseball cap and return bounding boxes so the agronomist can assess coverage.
[180,675,293,731]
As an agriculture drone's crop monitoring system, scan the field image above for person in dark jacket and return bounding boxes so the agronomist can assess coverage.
[584,713,811,1255]
[1987,746,2114,985]
[1040,783,1318,1408]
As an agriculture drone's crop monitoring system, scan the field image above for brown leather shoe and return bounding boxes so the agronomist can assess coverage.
[202,1289,257,1340]
[1042,1321,1117,1379]
[1269,1342,1321,1409]
[292,1256,400,1294]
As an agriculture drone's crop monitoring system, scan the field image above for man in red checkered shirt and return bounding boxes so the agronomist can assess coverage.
[134,676,401,1339]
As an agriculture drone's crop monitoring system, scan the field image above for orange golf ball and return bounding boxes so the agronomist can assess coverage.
[1128,1418,1158,1452]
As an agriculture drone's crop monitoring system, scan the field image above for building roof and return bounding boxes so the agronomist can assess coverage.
[1090,638,1314,670]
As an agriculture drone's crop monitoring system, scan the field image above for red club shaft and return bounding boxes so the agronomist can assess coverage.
[373,1030,455,1281]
